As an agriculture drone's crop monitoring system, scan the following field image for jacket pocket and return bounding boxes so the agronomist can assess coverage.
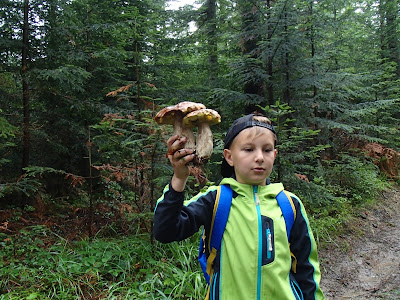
[261,216,274,266]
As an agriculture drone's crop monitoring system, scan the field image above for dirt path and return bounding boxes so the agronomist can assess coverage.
[319,185,400,300]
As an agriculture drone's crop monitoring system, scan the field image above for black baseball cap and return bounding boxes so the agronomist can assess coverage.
[221,114,276,178]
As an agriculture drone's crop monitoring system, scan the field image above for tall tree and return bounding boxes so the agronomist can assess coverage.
[237,0,266,113]
[308,0,317,98]
[206,0,218,85]
[265,0,274,106]
[379,0,400,77]
[21,0,30,172]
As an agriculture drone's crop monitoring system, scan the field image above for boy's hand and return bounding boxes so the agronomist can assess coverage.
[166,135,196,192]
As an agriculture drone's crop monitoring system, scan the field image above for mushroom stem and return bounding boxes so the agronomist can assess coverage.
[196,123,213,160]
[182,127,196,149]
[172,113,184,136]
[172,113,195,149]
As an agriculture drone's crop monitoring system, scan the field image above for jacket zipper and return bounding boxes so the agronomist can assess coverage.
[266,226,272,259]
[253,186,262,300]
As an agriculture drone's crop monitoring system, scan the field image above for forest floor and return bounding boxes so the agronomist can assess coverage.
[319,184,400,300]
[2,184,400,299]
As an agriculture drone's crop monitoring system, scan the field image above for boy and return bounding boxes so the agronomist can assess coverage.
[154,113,324,300]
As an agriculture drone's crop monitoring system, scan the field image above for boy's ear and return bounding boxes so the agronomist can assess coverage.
[274,149,277,158]
[223,149,234,166]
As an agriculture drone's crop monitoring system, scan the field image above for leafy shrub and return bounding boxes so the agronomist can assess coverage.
[322,153,387,204]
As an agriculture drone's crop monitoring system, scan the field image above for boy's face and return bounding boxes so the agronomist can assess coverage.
[223,127,277,186]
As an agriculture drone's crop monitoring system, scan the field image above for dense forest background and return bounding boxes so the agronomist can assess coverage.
[0,0,399,298]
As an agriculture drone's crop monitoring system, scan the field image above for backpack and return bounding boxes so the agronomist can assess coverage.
[198,184,296,285]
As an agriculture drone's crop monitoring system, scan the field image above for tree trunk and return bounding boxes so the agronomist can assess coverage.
[132,16,142,115]
[283,9,290,103]
[87,125,94,239]
[379,0,385,58]
[333,5,339,70]
[238,0,265,113]
[21,0,30,172]
[149,141,158,244]
[266,0,274,106]
[85,6,92,73]
[206,0,218,85]
[309,0,317,98]
[134,39,142,115]
[383,0,400,77]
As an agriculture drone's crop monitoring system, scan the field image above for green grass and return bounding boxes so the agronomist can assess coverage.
[0,226,206,299]
[379,288,400,300]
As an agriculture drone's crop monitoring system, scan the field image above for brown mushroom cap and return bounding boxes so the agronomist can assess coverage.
[154,101,206,125]
[154,101,206,151]
[182,108,221,128]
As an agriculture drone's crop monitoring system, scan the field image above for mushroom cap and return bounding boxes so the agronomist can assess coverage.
[154,101,206,125]
[182,108,221,128]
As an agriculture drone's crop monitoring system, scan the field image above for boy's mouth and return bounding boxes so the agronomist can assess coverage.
[253,167,265,172]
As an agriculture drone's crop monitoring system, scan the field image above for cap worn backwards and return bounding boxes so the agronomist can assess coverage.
[221,114,276,178]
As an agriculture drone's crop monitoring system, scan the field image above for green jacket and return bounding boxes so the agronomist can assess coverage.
[154,178,324,300]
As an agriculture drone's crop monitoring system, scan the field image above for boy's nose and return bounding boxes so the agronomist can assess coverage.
[255,149,265,162]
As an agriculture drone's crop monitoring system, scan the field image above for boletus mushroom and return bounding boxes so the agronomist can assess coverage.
[183,108,221,163]
[154,101,206,149]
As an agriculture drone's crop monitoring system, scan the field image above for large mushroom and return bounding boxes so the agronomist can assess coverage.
[183,108,221,162]
[154,101,206,149]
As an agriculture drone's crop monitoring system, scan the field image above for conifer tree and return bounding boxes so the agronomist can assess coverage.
[21,0,30,171]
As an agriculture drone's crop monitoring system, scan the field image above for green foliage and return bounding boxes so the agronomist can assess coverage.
[311,98,399,148]
[260,101,330,181]
[0,109,18,171]
[0,227,205,299]
[0,176,41,199]
[0,116,17,139]
[93,111,167,183]
[0,166,83,197]
[31,66,92,94]
[322,153,388,204]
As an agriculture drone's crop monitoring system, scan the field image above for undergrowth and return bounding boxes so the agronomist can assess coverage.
[0,140,395,299]
[0,226,205,299]
[0,181,394,299]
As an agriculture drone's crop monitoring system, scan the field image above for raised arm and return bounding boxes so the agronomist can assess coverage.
[153,135,215,243]
[166,135,196,192]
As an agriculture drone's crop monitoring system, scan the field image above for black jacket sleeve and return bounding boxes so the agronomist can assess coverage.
[289,195,323,300]
[153,183,217,243]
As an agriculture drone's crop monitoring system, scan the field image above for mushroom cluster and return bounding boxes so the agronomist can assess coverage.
[154,101,221,163]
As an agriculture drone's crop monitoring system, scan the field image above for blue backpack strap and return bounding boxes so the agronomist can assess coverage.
[198,184,233,285]
[276,190,296,239]
[208,184,233,253]
[198,230,209,282]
